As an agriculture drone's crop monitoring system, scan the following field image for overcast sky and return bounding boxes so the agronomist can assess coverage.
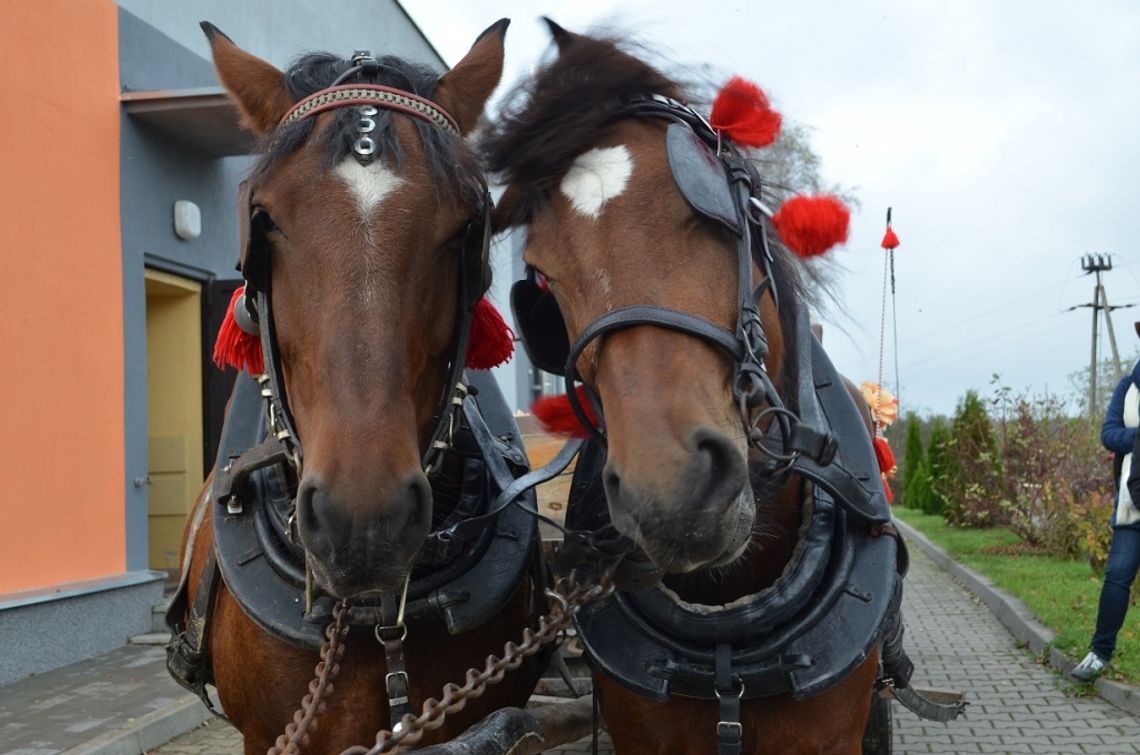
[403,0,1140,416]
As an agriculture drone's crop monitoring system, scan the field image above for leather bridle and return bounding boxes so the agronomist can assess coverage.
[551,94,811,471]
[240,72,492,487]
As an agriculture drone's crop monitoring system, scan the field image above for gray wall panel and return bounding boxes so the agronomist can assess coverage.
[116,1,479,573]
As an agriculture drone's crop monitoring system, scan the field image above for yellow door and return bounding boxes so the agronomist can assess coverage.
[145,270,204,575]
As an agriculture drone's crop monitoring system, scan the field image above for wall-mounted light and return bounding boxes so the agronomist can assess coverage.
[173,200,201,240]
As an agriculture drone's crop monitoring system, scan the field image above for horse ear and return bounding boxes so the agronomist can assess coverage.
[433,18,509,136]
[200,22,294,135]
[492,185,524,232]
[542,17,576,51]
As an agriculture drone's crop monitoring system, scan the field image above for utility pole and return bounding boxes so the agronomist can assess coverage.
[1100,284,1124,380]
[1078,254,1119,414]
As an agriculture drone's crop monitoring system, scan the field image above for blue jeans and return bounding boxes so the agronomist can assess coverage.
[1091,526,1140,660]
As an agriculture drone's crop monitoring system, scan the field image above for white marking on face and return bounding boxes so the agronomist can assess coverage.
[335,158,405,218]
[559,145,633,219]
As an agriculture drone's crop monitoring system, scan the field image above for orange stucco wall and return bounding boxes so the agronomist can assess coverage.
[0,2,124,594]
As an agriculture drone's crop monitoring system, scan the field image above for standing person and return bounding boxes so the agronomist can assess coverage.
[1072,336,1140,682]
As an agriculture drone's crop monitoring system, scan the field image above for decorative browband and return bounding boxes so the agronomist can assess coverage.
[279,84,460,137]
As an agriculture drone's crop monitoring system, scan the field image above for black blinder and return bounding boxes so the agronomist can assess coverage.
[236,180,271,294]
[510,274,570,376]
[665,122,742,235]
[462,194,493,307]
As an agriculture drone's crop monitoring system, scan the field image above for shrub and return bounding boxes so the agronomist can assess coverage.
[942,390,1005,528]
[899,413,924,508]
[921,419,952,516]
[991,385,1115,557]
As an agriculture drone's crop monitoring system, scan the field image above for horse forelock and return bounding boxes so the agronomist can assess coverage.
[481,33,682,223]
[252,52,483,209]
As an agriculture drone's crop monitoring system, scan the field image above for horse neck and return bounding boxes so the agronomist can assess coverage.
[662,469,804,605]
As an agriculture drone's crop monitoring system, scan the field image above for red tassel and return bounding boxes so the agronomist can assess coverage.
[710,76,782,148]
[771,195,850,257]
[872,436,895,475]
[881,227,900,250]
[466,298,515,370]
[212,287,264,374]
[881,474,894,503]
[532,386,597,437]
[873,436,896,504]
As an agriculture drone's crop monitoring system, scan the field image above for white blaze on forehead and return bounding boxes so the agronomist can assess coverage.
[559,145,633,219]
[335,157,405,218]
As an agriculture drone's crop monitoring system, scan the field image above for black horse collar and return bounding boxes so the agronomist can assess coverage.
[210,370,540,650]
[575,485,903,702]
[567,298,901,699]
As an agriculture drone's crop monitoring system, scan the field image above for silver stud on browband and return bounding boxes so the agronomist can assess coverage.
[354,105,378,165]
[355,135,376,161]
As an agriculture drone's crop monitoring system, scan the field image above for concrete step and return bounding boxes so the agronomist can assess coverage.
[152,594,173,633]
[130,631,172,646]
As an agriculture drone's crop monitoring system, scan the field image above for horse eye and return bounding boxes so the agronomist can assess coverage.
[253,208,279,234]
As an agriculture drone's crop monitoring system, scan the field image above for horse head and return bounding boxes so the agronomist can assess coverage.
[205,21,508,598]
[486,22,806,576]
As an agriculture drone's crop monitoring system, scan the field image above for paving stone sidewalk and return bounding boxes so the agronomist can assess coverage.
[0,644,206,754]
[148,716,613,754]
[154,547,1140,754]
[894,548,1140,754]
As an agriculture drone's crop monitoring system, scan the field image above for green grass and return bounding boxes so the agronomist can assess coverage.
[893,505,1140,687]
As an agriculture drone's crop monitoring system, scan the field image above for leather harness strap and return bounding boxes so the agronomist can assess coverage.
[166,549,226,719]
[380,627,412,728]
[714,643,743,755]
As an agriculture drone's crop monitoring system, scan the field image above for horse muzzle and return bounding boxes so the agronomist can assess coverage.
[295,471,432,598]
[603,427,753,573]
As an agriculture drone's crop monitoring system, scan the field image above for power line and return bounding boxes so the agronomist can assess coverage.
[901,317,1087,382]
[890,277,1074,351]
[890,310,1067,374]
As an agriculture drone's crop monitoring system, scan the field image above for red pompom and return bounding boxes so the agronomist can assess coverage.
[710,76,782,148]
[531,386,598,438]
[771,195,850,257]
[466,298,515,370]
[881,227,900,250]
[212,287,264,374]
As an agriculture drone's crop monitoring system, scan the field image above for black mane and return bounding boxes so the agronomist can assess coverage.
[255,52,482,206]
[482,33,681,219]
[481,31,808,397]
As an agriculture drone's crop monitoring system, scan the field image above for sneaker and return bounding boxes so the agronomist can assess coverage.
[1071,651,1106,682]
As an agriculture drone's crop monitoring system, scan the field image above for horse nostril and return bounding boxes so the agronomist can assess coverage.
[296,477,348,541]
[603,466,622,506]
[689,428,747,511]
[403,472,432,534]
[694,430,735,482]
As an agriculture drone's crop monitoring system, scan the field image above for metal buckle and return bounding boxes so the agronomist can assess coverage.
[716,721,743,738]
[384,670,410,706]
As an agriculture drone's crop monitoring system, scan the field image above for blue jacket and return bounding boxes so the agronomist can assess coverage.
[1101,360,1140,457]
[1102,360,1140,529]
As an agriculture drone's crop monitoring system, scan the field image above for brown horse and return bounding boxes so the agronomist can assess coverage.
[170,22,546,754]
[485,23,900,755]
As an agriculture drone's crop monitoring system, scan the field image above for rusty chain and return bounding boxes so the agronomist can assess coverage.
[267,600,350,755]
[268,571,612,755]
[341,571,613,754]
